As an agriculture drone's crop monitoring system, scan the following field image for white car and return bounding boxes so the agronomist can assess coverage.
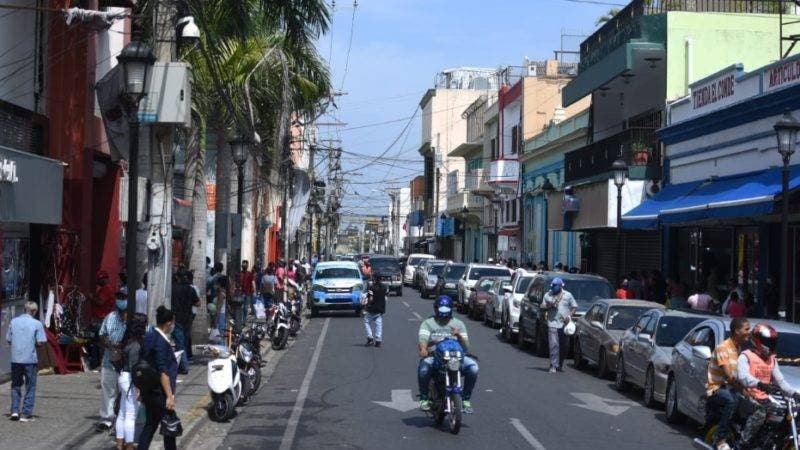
[493,270,535,341]
[404,253,434,285]
[456,263,513,310]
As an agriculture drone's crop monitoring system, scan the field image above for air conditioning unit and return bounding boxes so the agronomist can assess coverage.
[138,62,193,128]
[527,64,538,77]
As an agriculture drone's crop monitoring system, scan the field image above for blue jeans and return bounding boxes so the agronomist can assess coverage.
[10,363,38,416]
[363,313,383,341]
[418,355,479,401]
[709,385,739,442]
[173,323,189,372]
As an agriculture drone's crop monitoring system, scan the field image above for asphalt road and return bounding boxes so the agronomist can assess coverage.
[220,290,699,450]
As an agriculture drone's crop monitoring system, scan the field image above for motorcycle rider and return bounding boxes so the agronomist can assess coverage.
[417,296,479,414]
[736,323,800,446]
[706,317,750,450]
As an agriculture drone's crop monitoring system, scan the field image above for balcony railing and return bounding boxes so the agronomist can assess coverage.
[447,191,485,213]
[465,169,483,190]
[580,0,789,73]
[564,126,661,183]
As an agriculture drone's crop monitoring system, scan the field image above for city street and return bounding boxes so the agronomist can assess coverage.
[219,292,696,450]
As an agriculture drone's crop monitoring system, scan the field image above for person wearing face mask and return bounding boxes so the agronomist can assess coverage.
[138,306,179,450]
[540,278,577,373]
[96,292,128,432]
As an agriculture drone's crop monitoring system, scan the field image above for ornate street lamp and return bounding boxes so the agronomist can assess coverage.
[461,205,469,262]
[117,40,155,325]
[774,109,800,319]
[230,136,251,274]
[612,157,628,288]
[541,177,555,269]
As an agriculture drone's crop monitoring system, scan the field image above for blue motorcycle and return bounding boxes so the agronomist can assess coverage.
[428,337,466,434]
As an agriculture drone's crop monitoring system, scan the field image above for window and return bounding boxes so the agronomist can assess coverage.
[490,138,497,160]
[512,200,517,222]
[585,305,601,322]
[642,315,658,335]
[606,307,654,331]
[511,125,519,154]
[632,313,651,333]
[315,268,361,280]
[655,317,705,347]
[687,327,715,348]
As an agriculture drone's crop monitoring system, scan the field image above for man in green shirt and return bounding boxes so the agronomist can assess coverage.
[417,296,479,414]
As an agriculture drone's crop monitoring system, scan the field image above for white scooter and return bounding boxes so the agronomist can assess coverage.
[201,343,243,422]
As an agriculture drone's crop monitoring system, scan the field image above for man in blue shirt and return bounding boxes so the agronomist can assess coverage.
[6,302,47,421]
[96,295,127,431]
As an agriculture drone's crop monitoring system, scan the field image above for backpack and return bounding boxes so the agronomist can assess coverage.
[132,342,160,393]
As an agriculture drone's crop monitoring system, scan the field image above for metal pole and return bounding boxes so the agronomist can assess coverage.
[235,164,244,273]
[125,116,139,325]
[780,157,790,319]
[543,195,549,269]
[616,186,623,287]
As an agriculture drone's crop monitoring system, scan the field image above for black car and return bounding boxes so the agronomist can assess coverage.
[435,262,467,301]
[369,256,403,296]
[517,272,613,357]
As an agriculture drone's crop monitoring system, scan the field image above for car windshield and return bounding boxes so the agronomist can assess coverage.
[605,306,653,331]
[655,316,706,347]
[563,279,613,309]
[776,332,800,360]
[444,265,466,280]
[469,267,510,280]
[409,257,430,266]
[477,280,494,291]
[515,277,533,294]
[315,268,361,280]
[370,259,401,272]
[430,264,446,276]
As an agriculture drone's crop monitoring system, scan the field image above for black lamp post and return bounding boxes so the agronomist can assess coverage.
[230,137,250,274]
[774,109,800,320]
[541,178,555,269]
[612,158,629,288]
[491,197,501,262]
[461,205,469,262]
[117,40,155,325]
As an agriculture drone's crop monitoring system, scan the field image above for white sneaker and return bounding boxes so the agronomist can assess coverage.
[19,415,35,422]
[9,413,19,421]
[716,442,731,450]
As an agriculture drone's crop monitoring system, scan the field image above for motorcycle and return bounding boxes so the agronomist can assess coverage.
[235,323,266,398]
[272,300,292,350]
[693,390,800,450]
[426,337,467,435]
[202,343,243,422]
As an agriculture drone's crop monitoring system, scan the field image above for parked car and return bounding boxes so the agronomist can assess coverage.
[518,272,613,357]
[369,256,404,296]
[414,258,444,290]
[420,261,447,299]
[404,253,434,285]
[614,309,708,407]
[435,262,467,301]
[483,277,513,327]
[492,269,535,341]
[573,299,664,378]
[467,276,510,321]
[665,317,800,425]
[309,261,365,317]
[457,264,512,311]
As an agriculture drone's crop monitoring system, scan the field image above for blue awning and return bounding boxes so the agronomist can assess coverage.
[623,166,800,229]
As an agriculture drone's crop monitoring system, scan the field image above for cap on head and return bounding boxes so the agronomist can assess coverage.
[551,277,564,287]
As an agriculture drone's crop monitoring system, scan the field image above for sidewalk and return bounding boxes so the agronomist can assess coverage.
[0,350,228,449]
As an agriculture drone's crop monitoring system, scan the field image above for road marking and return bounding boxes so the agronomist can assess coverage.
[412,311,422,320]
[510,418,546,450]
[402,301,410,307]
[373,389,418,412]
[279,317,330,450]
[569,392,638,416]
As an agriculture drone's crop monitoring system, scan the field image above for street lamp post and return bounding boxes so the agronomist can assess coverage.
[461,205,469,262]
[612,158,629,289]
[440,212,447,259]
[541,178,555,269]
[230,137,250,274]
[491,198,501,262]
[117,40,155,326]
[774,109,800,320]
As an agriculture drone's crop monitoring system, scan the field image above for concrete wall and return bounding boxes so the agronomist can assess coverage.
[0,1,40,112]
[522,77,590,140]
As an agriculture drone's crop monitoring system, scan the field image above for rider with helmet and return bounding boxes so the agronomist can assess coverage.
[736,323,800,445]
[417,296,479,414]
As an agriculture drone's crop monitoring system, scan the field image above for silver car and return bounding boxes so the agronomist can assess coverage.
[574,299,664,379]
[614,309,708,407]
[415,259,444,291]
[665,317,800,425]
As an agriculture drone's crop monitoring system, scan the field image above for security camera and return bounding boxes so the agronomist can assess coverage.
[177,16,200,41]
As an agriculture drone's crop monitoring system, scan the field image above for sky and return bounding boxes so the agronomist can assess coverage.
[318,0,623,219]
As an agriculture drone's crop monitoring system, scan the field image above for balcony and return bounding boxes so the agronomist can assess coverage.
[446,190,485,214]
[489,159,519,184]
[564,127,661,184]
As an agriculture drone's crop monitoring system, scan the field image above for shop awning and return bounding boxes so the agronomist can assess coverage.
[0,145,64,225]
[623,166,800,229]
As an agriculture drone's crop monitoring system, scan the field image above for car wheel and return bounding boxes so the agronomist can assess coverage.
[597,348,610,379]
[643,366,657,408]
[534,323,548,357]
[665,376,684,424]
[517,321,529,350]
[614,353,629,391]
[573,338,585,369]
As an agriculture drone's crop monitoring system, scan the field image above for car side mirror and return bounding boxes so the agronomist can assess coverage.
[637,333,652,343]
[692,345,712,360]
[590,320,603,329]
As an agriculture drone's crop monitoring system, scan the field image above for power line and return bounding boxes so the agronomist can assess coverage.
[338,0,357,90]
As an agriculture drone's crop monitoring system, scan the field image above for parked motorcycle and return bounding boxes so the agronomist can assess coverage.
[235,324,265,398]
[426,337,466,435]
[202,343,243,422]
[693,390,800,450]
[272,300,293,350]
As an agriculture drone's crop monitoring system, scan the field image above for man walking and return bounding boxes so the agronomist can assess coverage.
[364,274,387,347]
[6,302,46,422]
[540,278,577,373]
[97,294,127,431]
[237,260,255,324]
[172,271,199,374]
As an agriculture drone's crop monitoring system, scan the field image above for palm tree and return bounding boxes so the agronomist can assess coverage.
[595,8,620,26]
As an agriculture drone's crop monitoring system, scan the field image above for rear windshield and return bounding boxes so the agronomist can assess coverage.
[315,268,361,280]
[469,267,510,280]
[408,257,431,266]
[430,264,446,276]
[606,306,653,331]
[563,280,613,309]
[371,259,401,272]
[477,279,494,291]
[516,277,533,294]
[443,265,466,280]
[655,316,706,347]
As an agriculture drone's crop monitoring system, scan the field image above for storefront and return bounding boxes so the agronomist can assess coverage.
[0,144,65,377]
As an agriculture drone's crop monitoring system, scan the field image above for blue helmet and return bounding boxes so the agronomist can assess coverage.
[434,296,453,319]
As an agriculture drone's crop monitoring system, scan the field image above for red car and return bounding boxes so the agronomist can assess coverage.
[467,277,500,321]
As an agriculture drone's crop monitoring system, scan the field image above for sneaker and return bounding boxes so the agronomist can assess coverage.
[95,421,111,432]
[462,400,473,414]
[9,413,19,421]
[374,341,382,348]
[556,366,564,372]
[716,442,732,450]
[19,415,34,422]
[549,367,557,374]
[365,338,374,347]
[419,399,431,411]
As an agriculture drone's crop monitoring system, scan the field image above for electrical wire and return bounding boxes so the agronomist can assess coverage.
[338,0,357,90]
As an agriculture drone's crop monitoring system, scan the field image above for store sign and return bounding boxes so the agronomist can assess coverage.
[0,158,19,183]
[692,74,735,110]
[763,57,800,93]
